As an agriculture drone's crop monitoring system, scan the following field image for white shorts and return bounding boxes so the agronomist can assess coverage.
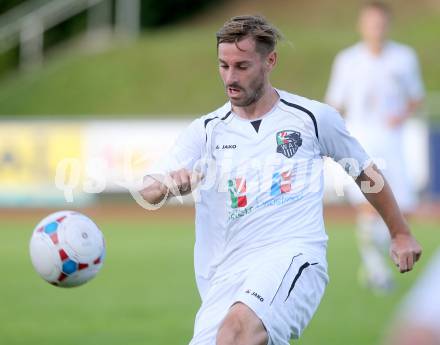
[189,251,328,345]
[346,124,417,212]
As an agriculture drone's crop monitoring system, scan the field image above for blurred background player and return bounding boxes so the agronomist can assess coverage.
[383,248,440,345]
[325,1,425,293]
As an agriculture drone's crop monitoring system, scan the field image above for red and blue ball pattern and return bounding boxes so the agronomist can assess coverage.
[36,215,103,286]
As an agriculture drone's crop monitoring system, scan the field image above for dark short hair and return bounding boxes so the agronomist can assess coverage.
[216,15,282,56]
[361,1,392,18]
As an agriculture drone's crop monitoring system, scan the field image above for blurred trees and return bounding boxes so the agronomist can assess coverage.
[0,0,220,76]
[140,0,217,27]
[1,0,220,29]
[0,0,28,14]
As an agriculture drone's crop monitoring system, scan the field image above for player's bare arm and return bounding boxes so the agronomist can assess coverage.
[140,169,201,205]
[355,164,422,273]
[388,98,424,128]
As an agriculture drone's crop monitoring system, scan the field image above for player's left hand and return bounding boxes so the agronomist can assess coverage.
[390,233,422,273]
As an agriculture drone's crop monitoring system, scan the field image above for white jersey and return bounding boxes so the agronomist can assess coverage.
[325,41,424,133]
[149,89,369,297]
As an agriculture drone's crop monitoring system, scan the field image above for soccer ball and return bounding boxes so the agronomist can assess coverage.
[29,210,105,287]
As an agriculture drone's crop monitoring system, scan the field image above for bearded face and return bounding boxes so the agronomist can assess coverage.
[218,37,273,108]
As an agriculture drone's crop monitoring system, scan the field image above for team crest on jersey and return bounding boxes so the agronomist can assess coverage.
[276,130,302,158]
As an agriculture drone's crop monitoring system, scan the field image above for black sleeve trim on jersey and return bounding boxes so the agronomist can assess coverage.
[284,262,318,302]
[204,110,232,141]
[280,99,319,139]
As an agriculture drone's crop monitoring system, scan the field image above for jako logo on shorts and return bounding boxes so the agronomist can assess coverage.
[245,289,264,302]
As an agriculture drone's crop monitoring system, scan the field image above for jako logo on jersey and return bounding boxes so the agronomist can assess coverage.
[245,289,264,302]
[271,170,292,196]
[276,130,302,158]
[228,177,247,208]
[216,144,237,149]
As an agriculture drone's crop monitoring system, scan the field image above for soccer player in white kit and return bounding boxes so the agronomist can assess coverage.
[325,2,425,293]
[140,15,422,345]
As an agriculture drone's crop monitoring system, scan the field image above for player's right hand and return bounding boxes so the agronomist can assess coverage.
[390,233,422,273]
[164,169,203,197]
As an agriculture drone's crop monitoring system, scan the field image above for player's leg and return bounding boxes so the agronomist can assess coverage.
[189,274,245,345]
[346,125,402,292]
[356,202,394,293]
[355,142,417,293]
[216,302,268,345]
[347,175,394,292]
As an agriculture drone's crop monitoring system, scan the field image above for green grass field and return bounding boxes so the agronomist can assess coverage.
[0,215,438,345]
